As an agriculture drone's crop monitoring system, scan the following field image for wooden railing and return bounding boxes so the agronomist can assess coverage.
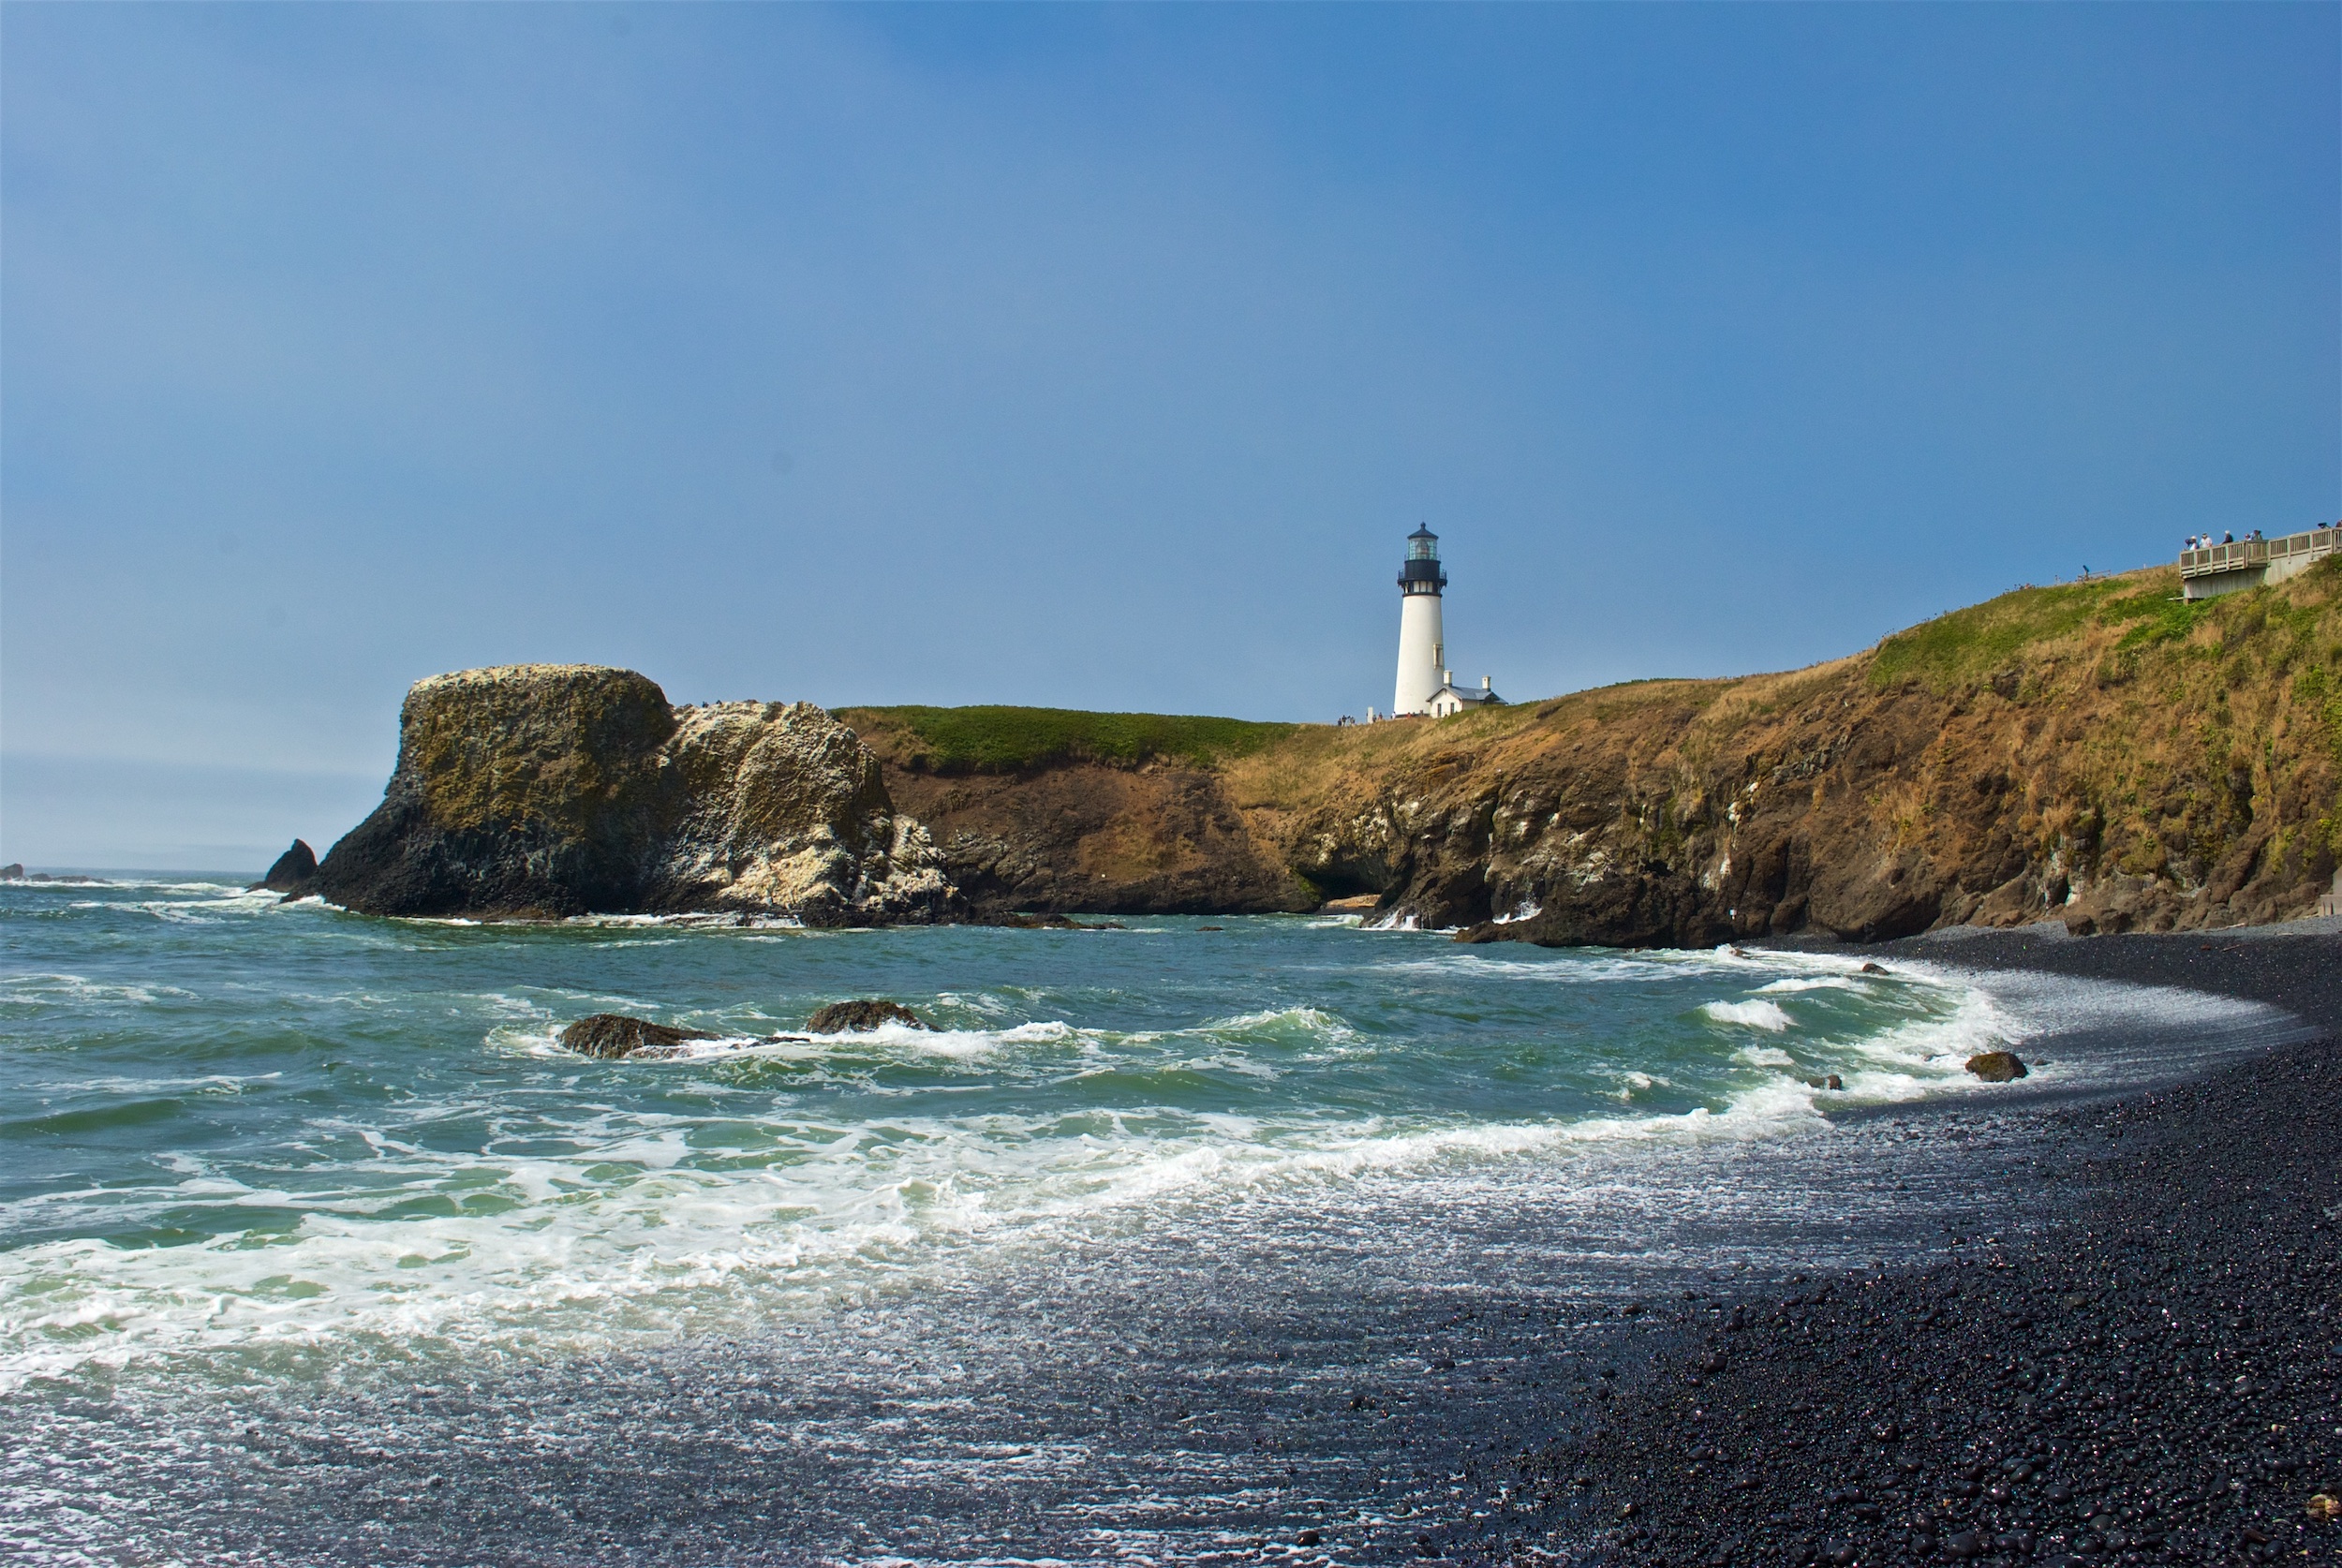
[2179,526,2339,578]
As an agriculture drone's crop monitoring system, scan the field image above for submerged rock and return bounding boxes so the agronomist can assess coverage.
[805,999,930,1034]
[1965,1049,2030,1083]
[309,666,956,924]
[252,838,318,893]
[559,1013,717,1060]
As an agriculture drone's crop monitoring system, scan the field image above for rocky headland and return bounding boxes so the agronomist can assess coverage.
[286,559,2338,938]
[852,559,2339,939]
[292,665,951,924]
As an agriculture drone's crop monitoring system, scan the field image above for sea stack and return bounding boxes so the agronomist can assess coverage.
[253,839,318,893]
[304,664,956,924]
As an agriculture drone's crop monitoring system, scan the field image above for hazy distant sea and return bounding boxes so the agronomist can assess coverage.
[0,878,2290,1563]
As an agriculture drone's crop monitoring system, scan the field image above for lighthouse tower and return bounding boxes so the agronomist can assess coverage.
[1392,525,1447,716]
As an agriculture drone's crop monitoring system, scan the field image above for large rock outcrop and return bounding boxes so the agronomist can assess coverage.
[307,665,953,924]
[289,557,2337,943]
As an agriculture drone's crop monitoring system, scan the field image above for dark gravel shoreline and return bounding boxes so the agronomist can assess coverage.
[1470,929,2342,1568]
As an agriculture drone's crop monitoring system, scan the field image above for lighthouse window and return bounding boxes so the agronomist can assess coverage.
[1409,536,1439,561]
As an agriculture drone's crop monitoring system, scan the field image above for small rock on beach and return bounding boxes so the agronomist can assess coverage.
[1964,1049,2029,1083]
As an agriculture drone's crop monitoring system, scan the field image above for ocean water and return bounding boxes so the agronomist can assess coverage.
[0,877,2296,1564]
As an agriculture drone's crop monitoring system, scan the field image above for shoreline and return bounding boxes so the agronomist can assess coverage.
[8,880,2337,1563]
[1463,926,2342,1567]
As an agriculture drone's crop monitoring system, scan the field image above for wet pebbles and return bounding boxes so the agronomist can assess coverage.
[1483,931,2342,1567]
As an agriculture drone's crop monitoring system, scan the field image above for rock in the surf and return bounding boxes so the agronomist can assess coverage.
[308,665,956,925]
[559,1013,717,1060]
[805,999,931,1033]
[1964,1049,2029,1083]
[253,838,318,893]
[0,864,20,880]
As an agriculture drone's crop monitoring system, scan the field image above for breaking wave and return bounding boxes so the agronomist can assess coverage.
[0,883,2296,1395]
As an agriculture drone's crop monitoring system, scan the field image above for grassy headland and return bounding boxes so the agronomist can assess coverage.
[840,558,2341,936]
[834,704,1298,776]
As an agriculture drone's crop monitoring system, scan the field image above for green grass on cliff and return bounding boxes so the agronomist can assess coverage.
[1867,568,2212,692]
[837,704,1300,775]
[1867,557,2342,705]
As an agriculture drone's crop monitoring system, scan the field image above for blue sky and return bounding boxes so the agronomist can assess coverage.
[4,4,2335,868]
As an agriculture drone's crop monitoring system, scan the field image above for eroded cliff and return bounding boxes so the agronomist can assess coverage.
[301,558,2339,942]
[309,665,951,923]
[1253,561,2342,942]
[836,706,1315,917]
[843,560,2340,941]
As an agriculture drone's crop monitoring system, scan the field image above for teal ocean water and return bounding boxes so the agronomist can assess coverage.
[0,877,2286,1563]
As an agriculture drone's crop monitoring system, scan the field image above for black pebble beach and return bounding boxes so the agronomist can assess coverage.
[1481,929,2342,1568]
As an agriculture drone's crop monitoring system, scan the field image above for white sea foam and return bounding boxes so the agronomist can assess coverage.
[1196,1005,1356,1041]
[1733,1045,1797,1068]
[1605,1069,1664,1102]
[1421,944,1875,986]
[8,876,245,894]
[561,911,808,931]
[1700,998,1794,1031]
[0,915,2290,1397]
[0,973,196,1008]
[662,1019,1077,1064]
[0,1028,1927,1391]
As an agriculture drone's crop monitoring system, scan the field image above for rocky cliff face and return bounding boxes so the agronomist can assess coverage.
[300,560,2337,943]
[309,665,952,924]
[867,759,1316,917]
[837,560,2338,942]
[1227,561,2341,944]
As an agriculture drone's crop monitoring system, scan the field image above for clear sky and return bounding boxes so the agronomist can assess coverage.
[3,4,2335,869]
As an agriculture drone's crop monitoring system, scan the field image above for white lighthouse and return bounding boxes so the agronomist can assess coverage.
[1392,525,1447,715]
[1387,525,1504,719]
